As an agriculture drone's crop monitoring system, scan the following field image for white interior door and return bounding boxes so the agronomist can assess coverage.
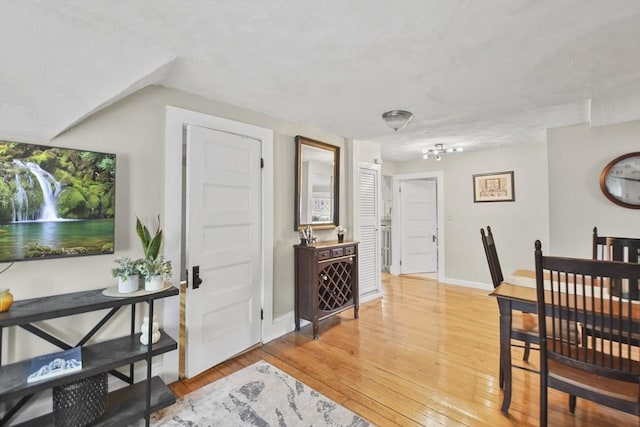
[400,179,437,274]
[185,125,262,378]
[358,163,381,298]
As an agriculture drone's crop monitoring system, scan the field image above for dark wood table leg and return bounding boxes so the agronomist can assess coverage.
[294,250,300,331]
[498,300,513,413]
[312,316,319,340]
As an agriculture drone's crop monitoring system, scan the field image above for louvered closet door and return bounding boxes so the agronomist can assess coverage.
[358,164,380,297]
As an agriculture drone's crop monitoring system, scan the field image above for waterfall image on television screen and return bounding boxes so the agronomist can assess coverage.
[0,140,116,262]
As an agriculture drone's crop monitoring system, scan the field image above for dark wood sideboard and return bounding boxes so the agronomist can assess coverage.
[294,240,359,339]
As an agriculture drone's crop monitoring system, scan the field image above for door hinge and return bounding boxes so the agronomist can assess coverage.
[260,309,264,320]
[399,260,402,266]
[260,158,264,169]
[399,186,402,193]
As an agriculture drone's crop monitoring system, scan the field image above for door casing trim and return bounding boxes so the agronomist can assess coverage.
[163,106,274,381]
[391,171,445,281]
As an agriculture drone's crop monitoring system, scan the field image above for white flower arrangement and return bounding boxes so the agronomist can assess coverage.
[335,225,346,235]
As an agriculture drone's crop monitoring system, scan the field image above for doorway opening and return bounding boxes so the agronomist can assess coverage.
[390,171,445,282]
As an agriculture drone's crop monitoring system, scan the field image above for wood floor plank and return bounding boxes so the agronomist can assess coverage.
[169,274,638,426]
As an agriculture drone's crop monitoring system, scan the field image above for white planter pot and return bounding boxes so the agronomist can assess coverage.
[145,275,163,291]
[118,275,139,293]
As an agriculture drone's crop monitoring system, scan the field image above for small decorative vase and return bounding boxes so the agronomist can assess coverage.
[337,234,344,243]
[118,275,139,293]
[145,275,163,291]
[0,288,13,312]
[140,315,161,345]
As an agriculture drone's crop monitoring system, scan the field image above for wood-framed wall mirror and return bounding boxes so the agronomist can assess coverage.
[295,136,340,231]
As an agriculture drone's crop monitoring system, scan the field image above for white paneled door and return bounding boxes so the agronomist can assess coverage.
[400,179,437,274]
[358,163,381,298]
[185,125,262,378]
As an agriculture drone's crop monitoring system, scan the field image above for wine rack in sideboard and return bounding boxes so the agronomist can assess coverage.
[0,286,179,427]
[294,241,359,339]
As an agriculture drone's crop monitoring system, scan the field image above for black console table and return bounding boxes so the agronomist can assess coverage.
[0,286,179,426]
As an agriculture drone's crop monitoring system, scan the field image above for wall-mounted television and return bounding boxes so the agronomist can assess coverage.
[0,140,116,262]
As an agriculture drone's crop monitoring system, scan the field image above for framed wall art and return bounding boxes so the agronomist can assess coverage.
[473,171,515,203]
[0,140,116,262]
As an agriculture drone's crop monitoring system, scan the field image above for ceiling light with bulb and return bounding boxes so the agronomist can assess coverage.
[422,143,464,161]
[381,110,413,131]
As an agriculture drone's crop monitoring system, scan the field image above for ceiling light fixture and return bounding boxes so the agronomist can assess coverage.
[422,143,463,161]
[382,110,413,131]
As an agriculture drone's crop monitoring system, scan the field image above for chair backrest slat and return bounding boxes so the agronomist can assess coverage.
[592,226,640,299]
[535,240,640,382]
[481,226,504,289]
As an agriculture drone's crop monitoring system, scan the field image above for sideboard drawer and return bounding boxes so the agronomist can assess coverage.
[331,247,344,258]
[344,246,355,256]
[317,250,332,260]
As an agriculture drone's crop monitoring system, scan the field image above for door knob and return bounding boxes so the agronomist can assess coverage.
[192,266,203,289]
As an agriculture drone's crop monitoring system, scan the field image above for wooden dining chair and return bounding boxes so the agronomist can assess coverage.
[535,240,640,426]
[592,226,609,261]
[592,226,640,299]
[481,227,539,387]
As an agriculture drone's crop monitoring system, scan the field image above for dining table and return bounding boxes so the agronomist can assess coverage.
[490,269,640,413]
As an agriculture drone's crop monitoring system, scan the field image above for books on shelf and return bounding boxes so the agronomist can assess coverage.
[27,346,82,383]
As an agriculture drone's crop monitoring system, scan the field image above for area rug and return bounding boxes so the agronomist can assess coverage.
[150,360,371,426]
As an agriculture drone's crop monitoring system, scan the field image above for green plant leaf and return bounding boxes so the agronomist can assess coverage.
[147,231,163,259]
[136,217,149,248]
[136,215,163,259]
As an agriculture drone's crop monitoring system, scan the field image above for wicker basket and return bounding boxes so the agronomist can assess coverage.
[53,373,108,427]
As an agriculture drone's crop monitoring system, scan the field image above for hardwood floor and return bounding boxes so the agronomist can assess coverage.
[169,274,638,426]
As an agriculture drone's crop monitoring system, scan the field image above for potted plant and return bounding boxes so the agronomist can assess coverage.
[335,225,346,243]
[138,256,172,291]
[111,257,141,293]
[136,215,174,290]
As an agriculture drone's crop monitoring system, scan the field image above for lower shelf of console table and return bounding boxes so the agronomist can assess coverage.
[15,376,175,427]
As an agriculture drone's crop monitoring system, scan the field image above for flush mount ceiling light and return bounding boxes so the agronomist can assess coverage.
[422,143,464,161]
[381,110,413,131]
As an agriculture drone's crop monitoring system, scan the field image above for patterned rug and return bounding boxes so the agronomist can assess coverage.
[150,360,371,426]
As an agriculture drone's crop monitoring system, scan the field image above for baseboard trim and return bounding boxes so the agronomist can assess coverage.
[443,277,492,291]
[263,311,295,343]
[360,290,383,304]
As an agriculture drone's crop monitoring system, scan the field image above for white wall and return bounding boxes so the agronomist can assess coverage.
[393,142,550,287]
[389,119,640,287]
[381,160,397,176]
[0,85,350,366]
[547,120,640,257]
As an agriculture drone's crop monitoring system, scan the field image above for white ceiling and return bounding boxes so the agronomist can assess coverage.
[1,0,639,162]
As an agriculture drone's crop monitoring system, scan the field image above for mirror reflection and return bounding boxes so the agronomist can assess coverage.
[295,136,339,230]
